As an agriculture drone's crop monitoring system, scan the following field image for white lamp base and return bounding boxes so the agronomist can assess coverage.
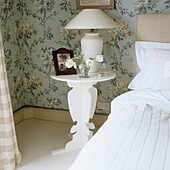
[81,33,103,73]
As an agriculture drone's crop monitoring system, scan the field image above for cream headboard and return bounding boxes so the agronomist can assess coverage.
[135,14,170,75]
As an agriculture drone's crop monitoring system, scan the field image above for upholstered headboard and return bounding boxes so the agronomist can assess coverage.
[135,14,170,75]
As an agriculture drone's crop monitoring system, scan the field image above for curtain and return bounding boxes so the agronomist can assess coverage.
[0,30,22,169]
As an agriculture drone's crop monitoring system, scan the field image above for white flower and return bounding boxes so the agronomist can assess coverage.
[65,59,74,68]
[73,62,77,69]
[96,55,104,62]
[86,59,93,67]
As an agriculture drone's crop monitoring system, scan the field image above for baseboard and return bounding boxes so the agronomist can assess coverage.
[13,107,108,127]
[13,109,24,125]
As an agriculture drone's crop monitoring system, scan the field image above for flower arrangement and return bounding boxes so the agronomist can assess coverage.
[66,49,104,78]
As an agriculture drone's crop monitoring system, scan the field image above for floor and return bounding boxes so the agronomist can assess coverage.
[15,119,98,170]
[16,119,80,170]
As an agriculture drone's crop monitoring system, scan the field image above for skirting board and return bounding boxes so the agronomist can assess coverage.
[13,107,108,127]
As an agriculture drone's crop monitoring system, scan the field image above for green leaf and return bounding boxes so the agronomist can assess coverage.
[76,48,81,55]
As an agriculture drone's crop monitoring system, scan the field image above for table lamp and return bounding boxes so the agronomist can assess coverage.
[64,9,119,73]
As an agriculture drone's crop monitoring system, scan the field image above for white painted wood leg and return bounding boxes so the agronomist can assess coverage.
[65,82,97,151]
[51,82,97,155]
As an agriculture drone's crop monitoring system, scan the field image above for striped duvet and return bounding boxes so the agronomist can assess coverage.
[69,91,170,170]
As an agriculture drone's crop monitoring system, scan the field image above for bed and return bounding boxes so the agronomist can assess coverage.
[69,14,170,170]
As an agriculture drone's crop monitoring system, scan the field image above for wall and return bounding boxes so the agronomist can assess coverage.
[1,0,170,113]
[0,0,25,110]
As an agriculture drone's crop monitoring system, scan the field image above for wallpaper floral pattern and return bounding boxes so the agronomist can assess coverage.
[0,0,170,113]
[0,0,25,110]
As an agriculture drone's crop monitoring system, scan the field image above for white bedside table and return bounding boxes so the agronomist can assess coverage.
[51,71,116,155]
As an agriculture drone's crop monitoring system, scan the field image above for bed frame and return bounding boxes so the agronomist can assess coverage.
[135,14,170,75]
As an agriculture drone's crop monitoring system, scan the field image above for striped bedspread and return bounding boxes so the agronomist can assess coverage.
[69,103,170,170]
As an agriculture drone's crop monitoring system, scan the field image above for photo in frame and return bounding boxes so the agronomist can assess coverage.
[52,48,76,75]
[76,0,114,9]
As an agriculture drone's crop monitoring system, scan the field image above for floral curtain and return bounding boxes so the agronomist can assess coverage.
[0,29,21,169]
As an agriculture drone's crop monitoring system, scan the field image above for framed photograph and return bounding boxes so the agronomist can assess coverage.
[76,0,114,9]
[52,48,76,75]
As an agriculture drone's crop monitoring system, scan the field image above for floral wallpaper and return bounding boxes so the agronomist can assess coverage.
[1,0,170,114]
[0,0,25,111]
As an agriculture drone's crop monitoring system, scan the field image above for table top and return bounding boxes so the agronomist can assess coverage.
[51,71,116,83]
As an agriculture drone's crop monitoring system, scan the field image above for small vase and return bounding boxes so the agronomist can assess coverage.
[79,66,90,78]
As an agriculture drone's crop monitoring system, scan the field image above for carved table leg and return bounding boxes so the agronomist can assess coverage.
[65,82,97,151]
[51,81,97,155]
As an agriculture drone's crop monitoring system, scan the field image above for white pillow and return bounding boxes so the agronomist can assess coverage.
[128,41,170,90]
[153,49,170,91]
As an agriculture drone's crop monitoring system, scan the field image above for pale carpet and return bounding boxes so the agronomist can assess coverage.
[15,119,81,170]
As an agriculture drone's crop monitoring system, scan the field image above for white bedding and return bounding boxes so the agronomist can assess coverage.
[69,90,170,170]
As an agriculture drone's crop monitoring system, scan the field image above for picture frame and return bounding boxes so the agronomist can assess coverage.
[52,48,77,76]
[76,0,114,9]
